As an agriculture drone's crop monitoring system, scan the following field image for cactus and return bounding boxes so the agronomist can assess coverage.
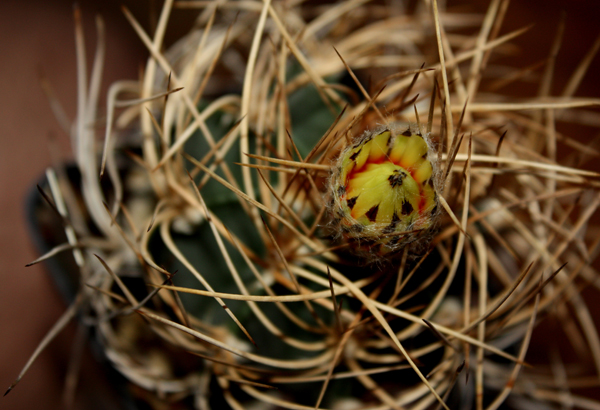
[11,1,600,409]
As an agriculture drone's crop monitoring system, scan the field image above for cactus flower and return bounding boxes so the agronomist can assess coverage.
[330,124,439,259]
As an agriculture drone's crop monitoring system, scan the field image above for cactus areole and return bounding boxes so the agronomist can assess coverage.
[330,124,440,260]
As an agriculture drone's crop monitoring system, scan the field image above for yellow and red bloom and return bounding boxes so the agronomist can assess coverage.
[330,124,440,260]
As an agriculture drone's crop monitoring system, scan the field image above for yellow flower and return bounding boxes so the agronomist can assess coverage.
[330,124,439,260]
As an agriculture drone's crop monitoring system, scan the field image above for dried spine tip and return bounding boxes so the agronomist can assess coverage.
[329,123,440,260]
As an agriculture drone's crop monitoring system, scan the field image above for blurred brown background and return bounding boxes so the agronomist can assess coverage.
[0,1,598,409]
[0,2,142,409]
